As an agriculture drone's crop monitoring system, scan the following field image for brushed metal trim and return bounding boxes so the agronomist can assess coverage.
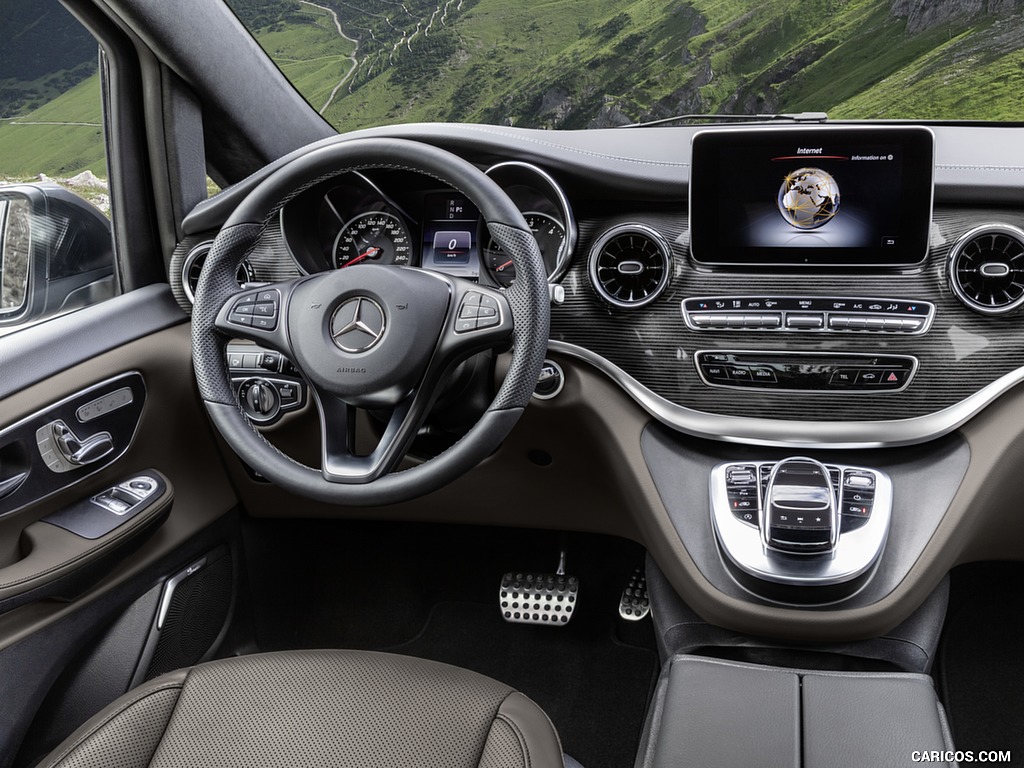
[547,339,1024,448]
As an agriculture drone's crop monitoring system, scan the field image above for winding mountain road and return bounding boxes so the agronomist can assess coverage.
[298,0,360,114]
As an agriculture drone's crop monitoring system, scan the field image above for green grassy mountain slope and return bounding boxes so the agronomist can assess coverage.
[2,0,1021,180]
[236,0,1022,131]
[0,72,105,178]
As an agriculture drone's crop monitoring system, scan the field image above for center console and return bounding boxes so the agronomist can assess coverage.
[636,655,955,768]
[710,458,891,601]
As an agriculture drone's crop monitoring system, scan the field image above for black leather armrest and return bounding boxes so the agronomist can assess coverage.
[637,655,956,768]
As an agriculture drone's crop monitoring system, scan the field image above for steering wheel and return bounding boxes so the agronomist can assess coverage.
[191,138,549,505]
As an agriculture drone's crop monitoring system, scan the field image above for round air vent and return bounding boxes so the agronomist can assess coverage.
[588,224,671,308]
[948,224,1024,315]
[182,241,256,304]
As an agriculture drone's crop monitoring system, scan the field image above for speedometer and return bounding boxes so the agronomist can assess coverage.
[334,211,412,269]
[484,212,566,287]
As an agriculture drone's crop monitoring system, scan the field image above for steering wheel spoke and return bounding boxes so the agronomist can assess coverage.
[213,279,303,356]
[315,382,436,484]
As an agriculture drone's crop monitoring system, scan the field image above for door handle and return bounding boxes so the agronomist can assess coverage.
[51,421,114,466]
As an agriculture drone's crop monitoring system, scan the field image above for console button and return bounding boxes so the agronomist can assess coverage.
[750,367,777,384]
[690,314,712,327]
[879,369,909,387]
[829,316,851,330]
[829,369,858,386]
[727,315,746,328]
[701,364,730,382]
[843,502,872,517]
[787,314,823,329]
[759,313,782,328]
[855,369,882,385]
[865,317,886,330]
[726,367,752,383]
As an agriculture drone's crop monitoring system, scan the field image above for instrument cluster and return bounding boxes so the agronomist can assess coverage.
[281,162,576,290]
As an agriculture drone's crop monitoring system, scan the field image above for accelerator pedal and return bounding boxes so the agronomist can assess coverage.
[500,548,578,626]
[619,567,650,621]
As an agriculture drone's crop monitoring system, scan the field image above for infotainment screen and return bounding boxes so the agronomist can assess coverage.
[688,127,934,266]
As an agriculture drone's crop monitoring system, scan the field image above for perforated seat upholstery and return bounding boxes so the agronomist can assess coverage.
[40,650,565,768]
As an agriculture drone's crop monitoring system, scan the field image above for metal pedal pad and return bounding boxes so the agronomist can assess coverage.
[500,572,578,626]
[619,567,650,621]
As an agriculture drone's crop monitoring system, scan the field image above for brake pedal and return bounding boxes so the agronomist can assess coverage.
[619,567,650,621]
[499,547,578,626]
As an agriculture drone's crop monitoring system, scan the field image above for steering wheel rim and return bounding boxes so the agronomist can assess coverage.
[191,137,550,505]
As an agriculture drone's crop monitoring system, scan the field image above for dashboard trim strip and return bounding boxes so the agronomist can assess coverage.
[548,339,1024,448]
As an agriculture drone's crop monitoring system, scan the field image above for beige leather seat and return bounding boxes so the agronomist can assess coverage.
[40,650,566,768]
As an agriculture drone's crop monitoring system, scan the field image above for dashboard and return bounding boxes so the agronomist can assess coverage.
[175,121,1024,449]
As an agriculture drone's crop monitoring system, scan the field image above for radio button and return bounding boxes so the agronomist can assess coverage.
[726,367,752,382]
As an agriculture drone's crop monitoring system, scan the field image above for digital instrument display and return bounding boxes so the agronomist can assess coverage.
[421,192,481,281]
[688,127,934,266]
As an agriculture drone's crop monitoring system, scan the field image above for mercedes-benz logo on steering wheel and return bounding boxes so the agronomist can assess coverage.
[330,296,386,353]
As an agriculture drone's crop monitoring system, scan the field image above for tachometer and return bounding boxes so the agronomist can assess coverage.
[484,212,566,287]
[334,211,412,269]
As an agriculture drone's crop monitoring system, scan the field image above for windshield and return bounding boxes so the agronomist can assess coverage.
[227,0,1023,130]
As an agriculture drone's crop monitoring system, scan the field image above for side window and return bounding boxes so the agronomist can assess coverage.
[0,0,116,332]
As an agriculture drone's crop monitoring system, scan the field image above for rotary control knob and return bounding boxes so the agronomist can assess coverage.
[238,378,281,423]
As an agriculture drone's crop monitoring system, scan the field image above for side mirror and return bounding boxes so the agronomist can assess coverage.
[0,183,115,330]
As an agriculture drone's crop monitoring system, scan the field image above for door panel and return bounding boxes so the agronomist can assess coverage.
[0,286,239,767]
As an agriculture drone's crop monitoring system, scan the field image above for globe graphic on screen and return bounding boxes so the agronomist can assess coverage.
[777,168,840,229]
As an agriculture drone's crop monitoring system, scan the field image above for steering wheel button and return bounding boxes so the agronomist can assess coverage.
[229,312,253,327]
[459,304,485,319]
[479,295,499,310]
[257,290,278,303]
[253,316,277,330]
[462,292,482,307]
[477,315,500,330]
[235,293,256,305]
[233,303,256,315]
[455,318,477,333]
[254,302,277,316]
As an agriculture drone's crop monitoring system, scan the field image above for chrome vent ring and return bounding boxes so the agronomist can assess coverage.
[588,224,671,309]
[948,224,1024,316]
[182,241,256,304]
